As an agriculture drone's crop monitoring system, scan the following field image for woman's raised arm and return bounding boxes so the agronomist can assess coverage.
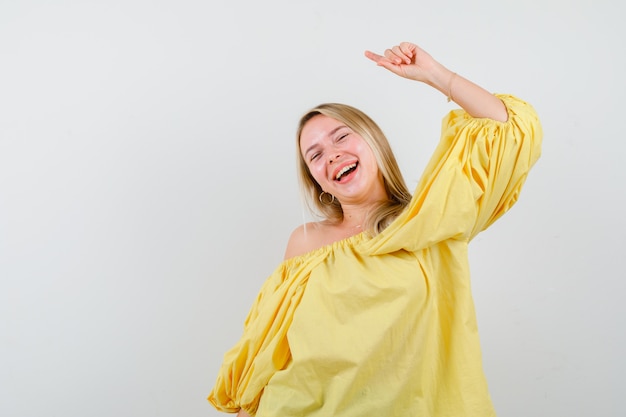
[365,42,508,122]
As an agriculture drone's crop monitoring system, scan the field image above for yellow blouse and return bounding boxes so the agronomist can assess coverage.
[208,95,542,417]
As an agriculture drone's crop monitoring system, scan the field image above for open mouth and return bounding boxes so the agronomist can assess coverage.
[334,162,358,182]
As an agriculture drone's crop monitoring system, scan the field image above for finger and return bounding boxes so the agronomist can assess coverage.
[391,45,412,64]
[366,48,405,75]
[364,50,384,64]
[374,58,404,76]
[384,48,404,65]
[399,42,416,60]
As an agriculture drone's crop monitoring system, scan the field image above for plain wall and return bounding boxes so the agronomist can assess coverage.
[1,0,624,416]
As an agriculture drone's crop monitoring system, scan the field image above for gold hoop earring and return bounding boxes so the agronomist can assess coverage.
[319,191,336,205]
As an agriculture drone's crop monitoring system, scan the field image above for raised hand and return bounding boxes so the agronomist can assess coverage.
[364,42,440,83]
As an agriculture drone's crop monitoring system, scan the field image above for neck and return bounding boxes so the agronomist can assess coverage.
[340,204,372,229]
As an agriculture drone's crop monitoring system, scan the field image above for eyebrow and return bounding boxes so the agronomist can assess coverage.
[303,125,348,157]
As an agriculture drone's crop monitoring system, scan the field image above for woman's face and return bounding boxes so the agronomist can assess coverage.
[299,114,387,206]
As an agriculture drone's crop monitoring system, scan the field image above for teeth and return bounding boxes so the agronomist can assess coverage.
[335,163,357,180]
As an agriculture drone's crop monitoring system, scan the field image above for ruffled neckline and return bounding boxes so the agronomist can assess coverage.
[281,231,370,267]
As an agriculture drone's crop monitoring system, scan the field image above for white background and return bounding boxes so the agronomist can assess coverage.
[1,1,624,416]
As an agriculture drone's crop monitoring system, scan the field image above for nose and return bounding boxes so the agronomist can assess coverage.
[328,153,341,163]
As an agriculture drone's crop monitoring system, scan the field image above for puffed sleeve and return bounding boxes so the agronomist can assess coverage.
[364,94,542,255]
[207,257,317,415]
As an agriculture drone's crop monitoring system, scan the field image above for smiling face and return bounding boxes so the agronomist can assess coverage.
[299,114,387,207]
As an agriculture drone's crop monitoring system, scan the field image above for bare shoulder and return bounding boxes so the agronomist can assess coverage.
[283,221,332,260]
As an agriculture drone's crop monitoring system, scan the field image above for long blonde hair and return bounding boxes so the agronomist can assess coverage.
[296,103,412,235]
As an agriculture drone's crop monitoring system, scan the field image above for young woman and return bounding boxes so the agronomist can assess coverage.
[208,41,542,417]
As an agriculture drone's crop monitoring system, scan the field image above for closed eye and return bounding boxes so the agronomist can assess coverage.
[336,133,349,142]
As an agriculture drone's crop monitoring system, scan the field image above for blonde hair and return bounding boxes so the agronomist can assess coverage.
[296,103,412,235]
